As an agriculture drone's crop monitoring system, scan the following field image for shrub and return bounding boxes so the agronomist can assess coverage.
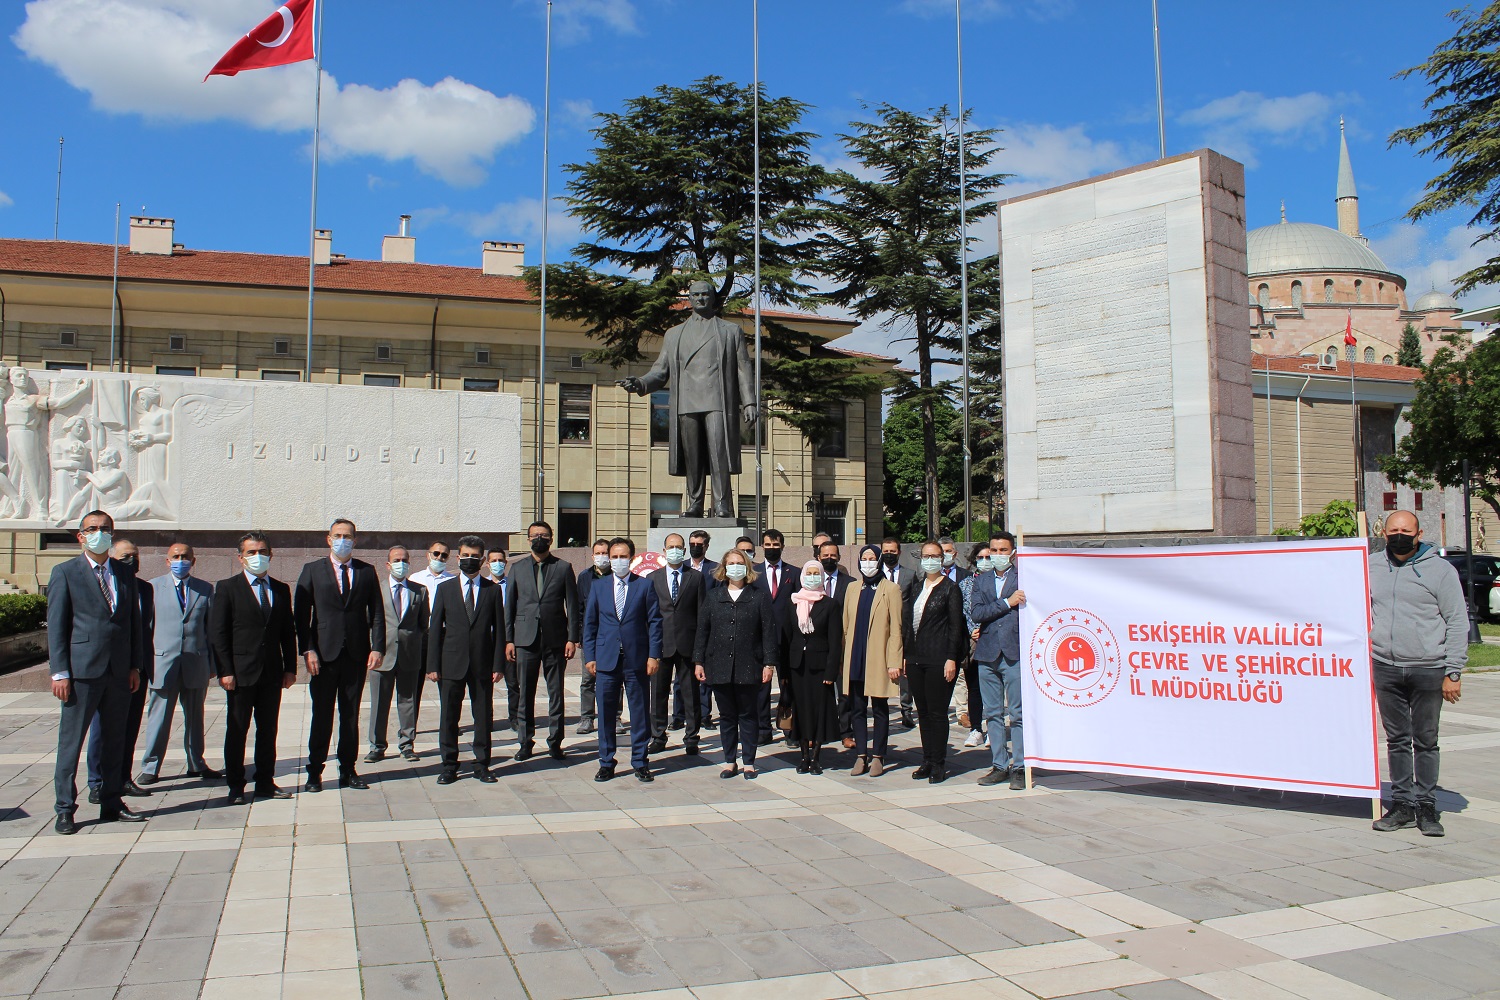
[0,593,47,637]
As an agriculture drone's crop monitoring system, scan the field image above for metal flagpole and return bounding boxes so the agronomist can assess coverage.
[1346,323,1361,513]
[108,203,120,371]
[956,0,972,539]
[303,0,326,382]
[753,0,764,539]
[54,138,64,239]
[1152,0,1166,158]
[536,0,553,522]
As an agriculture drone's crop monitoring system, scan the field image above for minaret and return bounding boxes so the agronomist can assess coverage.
[1336,117,1361,239]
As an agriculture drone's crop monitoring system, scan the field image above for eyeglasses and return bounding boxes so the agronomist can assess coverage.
[429,550,450,559]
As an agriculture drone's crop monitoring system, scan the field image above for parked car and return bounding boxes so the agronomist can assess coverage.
[1441,552,1500,622]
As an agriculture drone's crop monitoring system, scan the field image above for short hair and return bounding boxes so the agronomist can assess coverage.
[735,535,755,548]
[592,537,610,550]
[388,545,410,560]
[990,530,1017,548]
[609,536,636,558]
[167,539,195,557]
[968,542,989,563]
[528,520,553,535]
[457,534,486,553]
[689,530,710,542]
[238,530,271,553]
[330,518,356,533]
[817,540,840,557]
[714,550,759,585]
[880,536,900,548]
[427,540,448,553]
[761,528,784,545]
[811,532,831,545]
[938,535,956,547]
[79,509,114,531]
[487,548,508,560]
[664,533,685,548]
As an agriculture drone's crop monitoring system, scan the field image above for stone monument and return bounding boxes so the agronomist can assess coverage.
[0,368,524,533]
[999,149,1256,539]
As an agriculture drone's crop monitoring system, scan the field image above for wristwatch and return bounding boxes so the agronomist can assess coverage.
[1446,669,1463,682]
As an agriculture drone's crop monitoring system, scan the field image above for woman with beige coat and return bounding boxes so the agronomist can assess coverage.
[841,544,904,776]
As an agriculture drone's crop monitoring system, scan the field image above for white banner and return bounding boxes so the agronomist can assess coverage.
[1018,539,1379,797]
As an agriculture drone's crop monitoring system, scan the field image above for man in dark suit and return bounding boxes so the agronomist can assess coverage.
[211,530,298,805]
[295,518,385,792]
[648,534,705,755]
[49,510,146,834]
[367,545,429,763]
[583,538,663,782]
[137,540,218,786]
[939,536,971,585]
[753,528,796,745]
[427,535,504,783]
[575,538,611,736]
[504,520,578,761]
[85,537,156,803]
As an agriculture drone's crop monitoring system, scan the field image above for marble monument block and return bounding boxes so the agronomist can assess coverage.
[0,368,523,533]
[999,149,1255,537]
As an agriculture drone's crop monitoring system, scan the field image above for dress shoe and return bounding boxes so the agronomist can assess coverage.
[928,767,948,784]
[977,767,1009,786]
[647,737,667,754]
[869,757,886,777]
[809,760,824,776]
[365,749,385,763]
[339,773,369,790]
[54,813,76,835]
[683,506,704,518]
[186,767,224,780]
[1372,803,1416,832]
[305,774,323,793]
[669,718,685,731]
[514,744,535,762]
[635,767,654,783]
[683,740,699,756]
[226,790,248,806]
[100,806,146,823]
[255,784,292,800]
[900,712,916,729]
[122,779,153,798]
[796,758,810,774]
[87,787,101,805]
[1009,771,1026,790]
[594,766,616,782]
[851,756,869,776]
[547,745,566,761]
[743,766,759,780]
[474,767,498,784]
[135,772,159,786]
[912,763,933,780]
[576,719,596,735]
[1416,804,1445,837]
[757,733,775,746]
[436,771,459,785]
[401,748,420,762]
[720,764,739,779]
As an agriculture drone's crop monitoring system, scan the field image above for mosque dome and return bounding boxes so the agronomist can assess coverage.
[1411,289,1460,312]
[1247,222,1399,279]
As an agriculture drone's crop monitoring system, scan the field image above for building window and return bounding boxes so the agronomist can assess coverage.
[59,328,78,347]
[1382,355,1394,365]
[1377,282,1385,301]
[1290,281,1303,308]
[1257,284,1270,309]
[261,370,300,382]
[558,492,591,548]
[375,344,392,362]
[1354,279,1364,302]
[463,378,498,392]
[1324,279,1335,303]
[650,391,671,446]
[813,499,849,546]
[815,402,847,458]
[46,361,87,372]
[274,338,291,356]
[650,493,681,528]
[169,334,186,352]
[1363,347,1375,364]
[738,496,771,525]
[155,366,196,377]
[475,349,491,365]
[364,374,401,387]
[570,354,584,370]
[558,383,592,443]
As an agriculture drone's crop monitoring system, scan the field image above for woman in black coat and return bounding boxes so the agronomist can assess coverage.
[777,560,844,774]
[902,540,968,784]
[694,548,778,779]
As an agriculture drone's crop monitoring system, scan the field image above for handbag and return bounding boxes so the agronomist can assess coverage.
[776,699,795,733]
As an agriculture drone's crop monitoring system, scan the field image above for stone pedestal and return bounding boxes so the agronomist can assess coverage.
[647,516,746,560]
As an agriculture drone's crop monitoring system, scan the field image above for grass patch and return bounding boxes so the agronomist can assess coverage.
[1467,643,1500,669]
[1480,622,1500,639]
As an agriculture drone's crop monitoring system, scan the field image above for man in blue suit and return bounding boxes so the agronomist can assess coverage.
[583,537,663,783]
[969,531,1026,790]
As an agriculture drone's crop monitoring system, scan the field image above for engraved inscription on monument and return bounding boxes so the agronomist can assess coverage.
[0,369,523,533]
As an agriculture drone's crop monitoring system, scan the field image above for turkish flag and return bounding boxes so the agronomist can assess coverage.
[1343,313,1356,346]
[206,0,316,79]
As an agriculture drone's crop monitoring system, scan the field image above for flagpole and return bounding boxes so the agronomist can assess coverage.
[303,0,326,383]
[752,0,764,539]
[108,203,120,371]
[955,0,973,540]
[1152,0,1166,159]
[535,0,553,522]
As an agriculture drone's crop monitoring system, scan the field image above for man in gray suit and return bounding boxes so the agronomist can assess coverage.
[49,509,146,834]
[137,541,218,785]
[504,521,579,761]
[367,545,429,763]
[969,531,1026,790]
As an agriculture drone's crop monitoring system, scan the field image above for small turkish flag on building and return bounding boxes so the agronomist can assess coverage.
[1343,313,1356,346]
[206,0,315,79]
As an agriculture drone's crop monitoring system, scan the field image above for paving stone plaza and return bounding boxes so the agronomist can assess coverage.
[1,671,1498,1000]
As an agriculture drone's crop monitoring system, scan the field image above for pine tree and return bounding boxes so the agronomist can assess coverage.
[1398,321,1425,368]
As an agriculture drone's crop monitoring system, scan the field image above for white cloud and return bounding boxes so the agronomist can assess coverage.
[423,196,585,260]
[513,0,639,43]
[14,0,535,186]
[1177,91,1343,169]
[562,99,597,130]
[0,191,12,209]
[1369,218,1500,304]
[997,122,1130,195]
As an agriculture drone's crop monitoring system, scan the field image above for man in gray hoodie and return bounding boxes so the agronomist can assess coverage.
[1369,510,1466,837]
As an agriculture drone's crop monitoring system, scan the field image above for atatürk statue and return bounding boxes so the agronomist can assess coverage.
[618,281,756,519]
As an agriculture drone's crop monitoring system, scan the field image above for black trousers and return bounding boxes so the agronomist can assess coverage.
[715,682,762,767]
[758,679,774,739]
[438,670,494,770]
[651,654,699,741]
[514,642,566,748]
[907,661,957,766]
[579,666,597,723]
[963,658,983,729]
[670,675,714,726]
[308,652,367,776]
[86,676,147,789]
[225,676,284,792]
[54,673,129,816]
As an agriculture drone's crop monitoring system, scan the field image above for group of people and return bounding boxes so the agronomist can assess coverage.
[45,509,1032,831]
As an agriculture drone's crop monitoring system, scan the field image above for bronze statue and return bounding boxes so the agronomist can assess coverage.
[618,281,757,518]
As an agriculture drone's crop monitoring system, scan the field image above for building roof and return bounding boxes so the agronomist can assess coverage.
[1411,289,1461,313]
[1247,222,1398,279]
[1254,353,1424,382]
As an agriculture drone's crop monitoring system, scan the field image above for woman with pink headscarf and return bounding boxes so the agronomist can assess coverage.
[776,560,843,774]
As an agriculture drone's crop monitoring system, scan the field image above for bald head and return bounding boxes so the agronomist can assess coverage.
[1386,510,1419,534]
[1384,509,1422,562]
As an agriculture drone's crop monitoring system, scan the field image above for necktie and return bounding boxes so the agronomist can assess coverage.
[670,569,679,603]
[176,581,186,611]
[465,580,476,617]
[615,578,627,619]
[769,565,778,596]
[95,564,115,613]
[393,585,403,620]
[255,577,269,611]
[340,562,350,595]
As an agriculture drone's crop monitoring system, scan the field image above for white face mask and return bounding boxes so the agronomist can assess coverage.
[428,557,448,575]
[664,547,686,566]
[975,556,992,573]
[593,553,611,570]
[859,560,879,576]
[920,557,943,576]
[725,563,747,581]
[611,557,632,578]
[992,552,1012,572]
[801,574,824,591]
[389,561,409,581]
[490,561,506,579]
[942,551,956,567]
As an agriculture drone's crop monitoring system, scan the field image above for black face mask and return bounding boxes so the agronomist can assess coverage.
[1386,533,1418,557]
[881,552,900,569]
[689,543,706,560]
[530,536,551,554]
[763,546,782,564]
[820,557,839,575]
[458,556,483,575]
[118,555,138,571]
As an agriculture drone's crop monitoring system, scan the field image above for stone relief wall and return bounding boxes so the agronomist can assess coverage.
[0,369,523,533]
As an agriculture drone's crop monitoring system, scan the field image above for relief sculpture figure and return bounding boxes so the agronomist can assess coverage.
[124,386,174,520]
[2,368,89,520]
[50,415,92,522]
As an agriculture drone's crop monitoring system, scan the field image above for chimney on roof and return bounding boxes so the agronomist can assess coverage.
[128,216,174,255]
[313,229,333,265]
[382,215,415,263]
[482,241,524,276]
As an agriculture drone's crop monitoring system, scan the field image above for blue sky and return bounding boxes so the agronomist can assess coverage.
[0,0,1488,357]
